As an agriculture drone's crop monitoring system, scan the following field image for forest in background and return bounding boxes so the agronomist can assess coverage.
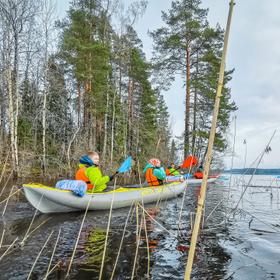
[0,0,237,178]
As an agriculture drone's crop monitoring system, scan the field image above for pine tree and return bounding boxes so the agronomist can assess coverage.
[151,0,237,161]
[151,0,209,157]
[58,0,111,150]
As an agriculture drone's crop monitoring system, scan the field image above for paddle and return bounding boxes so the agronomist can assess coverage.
[109,156,132,182]
[117,156,132,173]
[169,155,198,175]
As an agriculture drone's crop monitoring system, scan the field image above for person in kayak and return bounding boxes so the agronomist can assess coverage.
[144,158,166,186]
[194,165,203,179]
[165,162,180,176]
[75,151,117,192]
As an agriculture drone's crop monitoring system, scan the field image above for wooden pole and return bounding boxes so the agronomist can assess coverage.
[184,1,235,279]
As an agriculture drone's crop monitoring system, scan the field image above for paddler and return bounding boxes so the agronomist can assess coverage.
[165,162,180,176]
[193,165,203,179]
[144,158,166,186]
[75,151,117,192]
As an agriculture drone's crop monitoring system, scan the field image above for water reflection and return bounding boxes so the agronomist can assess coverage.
[0,175,280,279]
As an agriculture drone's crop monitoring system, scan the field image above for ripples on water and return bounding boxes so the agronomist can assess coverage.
[0,175,280,279]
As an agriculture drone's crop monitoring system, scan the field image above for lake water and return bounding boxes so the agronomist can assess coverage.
[0,174,280,279]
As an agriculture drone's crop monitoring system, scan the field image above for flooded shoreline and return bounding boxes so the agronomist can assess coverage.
[1,175,280,279]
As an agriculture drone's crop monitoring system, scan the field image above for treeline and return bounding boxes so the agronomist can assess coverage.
[225,169,280,175]
[0,0,236,178]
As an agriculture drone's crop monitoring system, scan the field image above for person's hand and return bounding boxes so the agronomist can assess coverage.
[109,171,119,181]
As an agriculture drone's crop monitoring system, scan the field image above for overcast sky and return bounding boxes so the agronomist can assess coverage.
[56,0,280,169]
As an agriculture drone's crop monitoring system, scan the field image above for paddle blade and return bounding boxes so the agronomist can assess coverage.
[181,156,198,169]
[117,156,132,173]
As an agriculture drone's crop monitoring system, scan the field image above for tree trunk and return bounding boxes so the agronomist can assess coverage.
[184,47,191,158]
[77,83,81,126]
[12,29,20,177]
[110,89,117,164]
[191,54,199,155]
[6,31,16,176]
[127,79,134,153]
[102,85,109,159]
[42,86,47,173]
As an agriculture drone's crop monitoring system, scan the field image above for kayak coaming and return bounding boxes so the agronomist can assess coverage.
[23,177,218,213]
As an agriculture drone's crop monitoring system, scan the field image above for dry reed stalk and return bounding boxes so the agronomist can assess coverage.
[98,178,117,280]
[142,206,150,278]
[43,260,62,279]
[0,151,10,187]
[131,204,141,280]
[110,203,134,280]
[66,189,97,277]
[0,188,21,206]
[138,203,177,238]
[24,217,52,241]
[21,195,44,245]
[2,185,14,216]
[0,171,13,197]
[44,227,61,279]
[0,228,5,249]
[0,237,18,261]
[27,231,54,280]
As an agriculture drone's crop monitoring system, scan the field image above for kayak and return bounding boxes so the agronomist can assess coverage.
[22,177,219,213]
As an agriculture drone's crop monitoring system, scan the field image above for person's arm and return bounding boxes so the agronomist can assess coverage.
[170,168,180,175]
[86,167,110,192]
[153,167,166,180]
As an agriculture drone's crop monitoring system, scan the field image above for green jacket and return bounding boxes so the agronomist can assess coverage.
[168,168,180,176]
[79,164,110,192]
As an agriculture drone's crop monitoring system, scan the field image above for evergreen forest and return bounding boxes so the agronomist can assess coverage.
[0,0,237,178]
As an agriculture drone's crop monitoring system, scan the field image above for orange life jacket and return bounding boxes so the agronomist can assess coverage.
[75,166,94,190]
[165,168,171,176]
[146,168,162,186]
[194,172,203,179]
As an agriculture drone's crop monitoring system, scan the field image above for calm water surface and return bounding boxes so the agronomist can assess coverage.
[0,175,280,279]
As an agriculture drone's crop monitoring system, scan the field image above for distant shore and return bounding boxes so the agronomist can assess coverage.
[224,168,280,175]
